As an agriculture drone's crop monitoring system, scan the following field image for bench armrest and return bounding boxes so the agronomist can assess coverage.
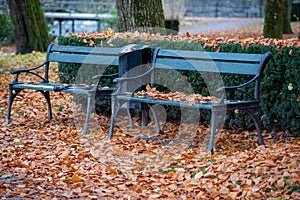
[111,64,155,97]
[113,66,155,84]
[10,61,48,74]
[216,74,261,103]
[92,73,119,80]
[216,74,259,93]
[91,73,119,89]
[10,61,49,84]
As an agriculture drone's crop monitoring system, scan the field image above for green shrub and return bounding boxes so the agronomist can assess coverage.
[0,14,14,44]
[58,36,300,133]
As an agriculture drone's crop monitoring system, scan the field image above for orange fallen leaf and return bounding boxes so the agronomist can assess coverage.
[264,160,277,167]
[107,168,118,175]
[16,184,26,188]
[71,174,84,183]
[185,32,191,37]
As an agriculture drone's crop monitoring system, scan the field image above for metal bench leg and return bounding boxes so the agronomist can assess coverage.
[6,87,22,124]
[208,110,217,154]
[126,108,134,129]
[245,108,265,146]
[141,109,149,127]
[108,98,134,139]
[141,103,149,128]
[149,105,162,134]
[108,95,117,139]
[40,91,53,120]
[208,109,224,154]
[82,93,94,135]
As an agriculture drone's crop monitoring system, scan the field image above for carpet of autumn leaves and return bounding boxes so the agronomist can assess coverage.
[67,21,300,48]
[1,24,300,199]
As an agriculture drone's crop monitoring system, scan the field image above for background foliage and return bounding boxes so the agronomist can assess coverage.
[0,14,14,44]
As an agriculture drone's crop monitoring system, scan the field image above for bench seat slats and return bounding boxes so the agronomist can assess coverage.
[156,58,260,75]
[116,95,260,110]
[158,50,265,63]
[116,95,213,109]
[12,83,114,94]
[12,83,63,91]
[48,53,119,65]
[51,45,120,55]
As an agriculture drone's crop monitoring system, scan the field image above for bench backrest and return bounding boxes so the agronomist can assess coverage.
[155,49,271,76]
[44,44,120,83]
[47,44,120,66]
[154,49,272,100]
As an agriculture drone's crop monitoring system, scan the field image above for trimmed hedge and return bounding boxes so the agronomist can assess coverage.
[58,36,300,133]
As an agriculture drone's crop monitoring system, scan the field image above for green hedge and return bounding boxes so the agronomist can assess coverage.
[58,36,300,133]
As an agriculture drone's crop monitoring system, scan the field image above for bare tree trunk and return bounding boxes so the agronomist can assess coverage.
[116,0,165,33]
[7,0,50,54]
[283,0,293,34]
[263,0,284,38]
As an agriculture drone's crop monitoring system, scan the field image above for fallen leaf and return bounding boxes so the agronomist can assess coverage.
[219,186,230,194]
[194,171,203,180]
[71,174,84,183]
[277,178,285,188]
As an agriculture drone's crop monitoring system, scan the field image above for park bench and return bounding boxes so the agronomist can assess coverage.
[108,48,272,154]
[6,43,120,135]
[42,1,115,36]
[42,1,115,14]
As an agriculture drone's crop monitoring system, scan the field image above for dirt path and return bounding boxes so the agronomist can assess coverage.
[179,17,263,34]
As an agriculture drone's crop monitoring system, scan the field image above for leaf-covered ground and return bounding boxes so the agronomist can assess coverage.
[1,24,300,199]
[67,21,300,48]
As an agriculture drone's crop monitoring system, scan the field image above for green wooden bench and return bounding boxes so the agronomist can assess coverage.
[6,43,120,135]
[108,48,272,154]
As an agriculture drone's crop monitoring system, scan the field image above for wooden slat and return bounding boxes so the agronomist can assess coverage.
[51,45,120,55]
[48,53,119,65]
[158,49,265,63]
[156,58,259,75]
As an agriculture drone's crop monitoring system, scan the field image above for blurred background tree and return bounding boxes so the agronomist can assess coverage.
[116,0,165,33]
[283,0,293,34]
[263,0,294,38]
[7,0,50,54]
[263,0,284,38]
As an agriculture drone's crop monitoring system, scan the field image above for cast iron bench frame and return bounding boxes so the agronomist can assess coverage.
[108,48,272,154]
[6,43,120,135]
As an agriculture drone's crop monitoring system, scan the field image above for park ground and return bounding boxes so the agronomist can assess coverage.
[0,19,300,199]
